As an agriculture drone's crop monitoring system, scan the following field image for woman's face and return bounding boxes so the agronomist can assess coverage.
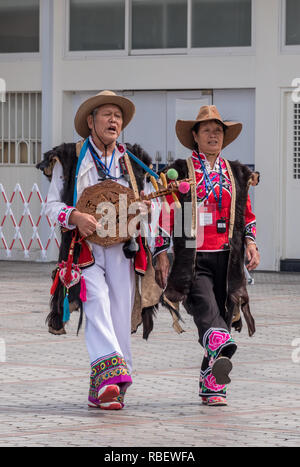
[192,120,224,155]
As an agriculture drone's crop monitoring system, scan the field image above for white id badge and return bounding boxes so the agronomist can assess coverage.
[198,204,216,226]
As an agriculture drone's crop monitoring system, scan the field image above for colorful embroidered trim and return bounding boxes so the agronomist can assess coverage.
[245,221,256,242]
[88,352,132,405]
[200,368,227,398]
[199,327,236,398]
[203,327,236,360]
[57,206,75,229]
[153,226,171,257]
[192,151,232,203]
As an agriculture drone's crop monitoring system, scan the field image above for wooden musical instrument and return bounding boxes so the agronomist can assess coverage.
[75,177,192,247]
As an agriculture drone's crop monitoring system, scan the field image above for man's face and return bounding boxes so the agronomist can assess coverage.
[88,104,123,145]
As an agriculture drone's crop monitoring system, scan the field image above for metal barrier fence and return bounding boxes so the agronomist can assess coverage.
[0,183,59,260]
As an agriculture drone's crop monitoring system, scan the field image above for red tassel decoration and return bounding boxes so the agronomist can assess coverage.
[79,276,87,302]
[50,269,60,295]
[64,234,76,287]
[134,235,148,275]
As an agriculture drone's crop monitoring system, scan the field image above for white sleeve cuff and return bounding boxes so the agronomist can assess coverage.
[57,206,76,230]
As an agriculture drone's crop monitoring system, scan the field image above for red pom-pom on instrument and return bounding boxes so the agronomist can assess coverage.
[178,182,190,194]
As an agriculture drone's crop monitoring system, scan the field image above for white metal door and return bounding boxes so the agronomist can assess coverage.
[122,90,212,168]
[72,90,212,168]
[282,94,300,260]
[166,90,212,162]
[72,91,97,142]
[213,89,256,208]
[121,90,167,169]
[213,89,255,167]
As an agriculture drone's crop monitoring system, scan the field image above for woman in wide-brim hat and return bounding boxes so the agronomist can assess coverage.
[154,105,260,406]
[175,104,242,151]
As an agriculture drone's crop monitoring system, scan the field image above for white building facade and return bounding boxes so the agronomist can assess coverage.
[0,0,299,271]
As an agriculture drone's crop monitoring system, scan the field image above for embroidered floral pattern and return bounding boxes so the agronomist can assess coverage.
[199,327,237,399]
[58,211,67,224]
[208,330,231,353]
[155,153,257,254]
[192,151,232,203]
[57,206,74,228]
[204,327,236,360]
[203,374,226,393]
[155,235,164,248]
[245,221,256,242]
[199,368,227,398]
[153,226,171,257]
[88,352,132,405]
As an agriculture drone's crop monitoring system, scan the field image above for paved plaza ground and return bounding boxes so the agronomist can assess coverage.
[0,261,299,448]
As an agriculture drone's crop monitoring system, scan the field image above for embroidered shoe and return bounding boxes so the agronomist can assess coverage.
[206,396,227,406]
[88,398,123,410]
[115,390,125,408]
[211,356,232,385]
[99,401,123,410]
[98,384,120,404]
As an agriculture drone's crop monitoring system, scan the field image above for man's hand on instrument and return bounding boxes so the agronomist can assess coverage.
[155,250,170,289]
[138,190,152,217]
[69,210,98,237]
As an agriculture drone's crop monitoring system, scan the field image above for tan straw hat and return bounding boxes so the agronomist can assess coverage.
[74,90,136,138]
[176,105,242,150]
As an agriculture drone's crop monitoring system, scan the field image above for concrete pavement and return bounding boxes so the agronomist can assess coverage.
[0,261,300,447]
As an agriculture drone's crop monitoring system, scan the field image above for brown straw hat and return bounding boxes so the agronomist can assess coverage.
[74,90,136,138]
[176,105,242,150]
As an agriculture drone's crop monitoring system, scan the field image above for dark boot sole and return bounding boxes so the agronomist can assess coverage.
[211,357,232,385]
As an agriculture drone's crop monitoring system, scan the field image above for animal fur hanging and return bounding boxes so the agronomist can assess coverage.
[37,142,157,337]
[159,157,260,337]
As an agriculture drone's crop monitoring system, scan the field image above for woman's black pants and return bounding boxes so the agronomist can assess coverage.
[184,251,237,398]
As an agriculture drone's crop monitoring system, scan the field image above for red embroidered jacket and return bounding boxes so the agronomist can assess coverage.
[154,152,256,255]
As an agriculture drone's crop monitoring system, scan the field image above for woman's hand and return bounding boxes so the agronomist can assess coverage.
[155,250,170,289]
[245,241,260,271]
[69,210,98,237]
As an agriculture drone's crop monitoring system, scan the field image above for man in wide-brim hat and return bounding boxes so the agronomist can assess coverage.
[153,104,260,407]
[37,90,157,411]
[74,89,136,140]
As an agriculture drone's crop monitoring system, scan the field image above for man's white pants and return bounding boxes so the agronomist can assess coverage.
[82,243,135,403]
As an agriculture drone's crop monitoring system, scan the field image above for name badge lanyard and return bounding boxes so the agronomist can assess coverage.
[88,141,118,180]
[73,138,89,206]
[197,155,223,213]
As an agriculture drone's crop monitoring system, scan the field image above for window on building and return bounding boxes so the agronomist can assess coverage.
[69,0,125,51]
[0,0,39,54]
[191,0,252,48]
[0,93,42,165]
[131,0,187,50]
[285,0,300,46]
[68,0,253,54]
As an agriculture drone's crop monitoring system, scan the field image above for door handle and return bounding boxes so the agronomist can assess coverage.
[167,151,174,163]
[155,151,162,171]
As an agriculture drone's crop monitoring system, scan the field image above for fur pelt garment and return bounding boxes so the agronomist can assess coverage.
[161,158,259,337]
[37,142,155,336]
